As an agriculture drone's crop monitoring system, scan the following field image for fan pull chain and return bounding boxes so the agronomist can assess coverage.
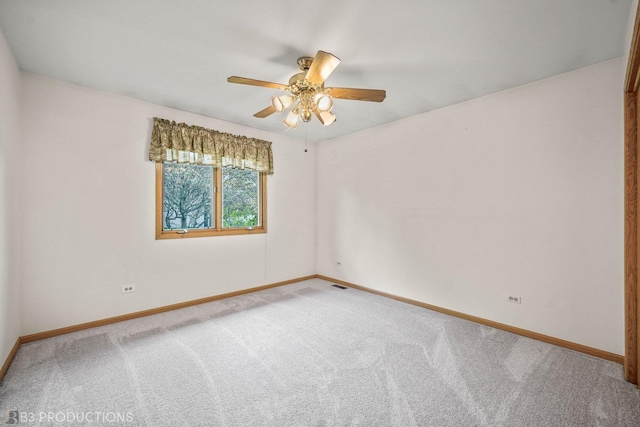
[304,122,308,153]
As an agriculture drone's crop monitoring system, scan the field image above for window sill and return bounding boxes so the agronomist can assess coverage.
[156,227,266,240]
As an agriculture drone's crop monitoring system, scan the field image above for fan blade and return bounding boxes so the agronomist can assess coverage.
[253,105,278,118]
[227,76,288,90]
[305,51,341,85]
[328,87,386,102]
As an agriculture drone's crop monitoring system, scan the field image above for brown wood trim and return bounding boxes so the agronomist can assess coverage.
[155,162,164,239]
[0,338,21,383]
[12,274,626,369]
[156,226,267,239]
[260,171,267,234]
[20,275,316,344]
[625,1,640,386]
[215,167,222,230]
[317,275,624,365]
[625,91,639,383]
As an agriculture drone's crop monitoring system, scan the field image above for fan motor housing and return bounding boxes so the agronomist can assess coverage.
[288,72,306,86]
[297,56,314,72]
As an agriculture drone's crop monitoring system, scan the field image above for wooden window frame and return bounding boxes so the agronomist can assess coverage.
[155,163,267,239]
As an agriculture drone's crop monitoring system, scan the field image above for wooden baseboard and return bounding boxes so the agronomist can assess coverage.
[8,273,624,375]
[20,275,316,344]
[0,337,21,383]
[316,275,625,365]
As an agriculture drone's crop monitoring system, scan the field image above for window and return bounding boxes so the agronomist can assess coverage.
[149,117,273,239]
[156,163,266,239]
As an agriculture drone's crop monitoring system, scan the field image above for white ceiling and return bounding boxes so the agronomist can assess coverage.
[0,0,633,142]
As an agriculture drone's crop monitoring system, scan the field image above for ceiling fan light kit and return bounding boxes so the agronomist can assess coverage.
[316,94,333,112]
[271,95,294,112]
[284,109,299,129]
[228,50,386,129]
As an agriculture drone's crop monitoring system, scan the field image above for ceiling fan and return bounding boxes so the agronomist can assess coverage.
[227,50,386,129]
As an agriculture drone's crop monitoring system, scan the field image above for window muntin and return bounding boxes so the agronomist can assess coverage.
[156,163,266,239]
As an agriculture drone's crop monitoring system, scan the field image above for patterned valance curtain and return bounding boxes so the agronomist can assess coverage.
[149,117,274,174]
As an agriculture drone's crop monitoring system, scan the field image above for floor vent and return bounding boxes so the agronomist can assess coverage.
[332,284,348,289]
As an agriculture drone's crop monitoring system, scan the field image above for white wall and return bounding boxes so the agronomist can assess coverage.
[0,30,21,363]
[317,59,624,354]
[19,73,317,335]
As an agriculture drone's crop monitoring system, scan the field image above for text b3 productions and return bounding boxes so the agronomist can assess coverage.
[2,410,134,424]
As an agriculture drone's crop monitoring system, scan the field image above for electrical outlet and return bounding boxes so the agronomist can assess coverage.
[506,295,521,304]
[122,285,136,294]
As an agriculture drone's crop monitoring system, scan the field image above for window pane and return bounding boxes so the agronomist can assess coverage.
[162,163,214,230]
[222,168,260,228]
